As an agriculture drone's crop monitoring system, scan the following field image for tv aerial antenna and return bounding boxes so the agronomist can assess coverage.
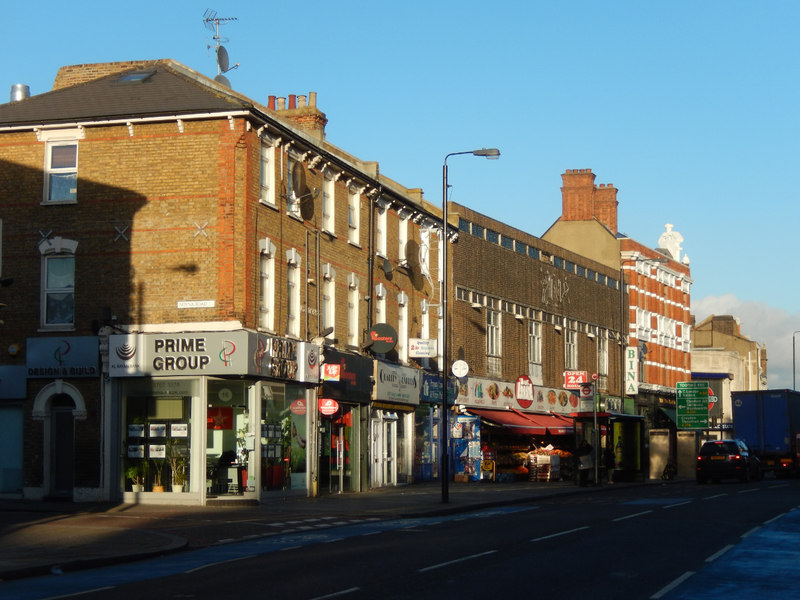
[203,8,240,87]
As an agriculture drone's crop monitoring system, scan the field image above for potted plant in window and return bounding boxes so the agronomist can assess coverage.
[167,440,188,493]
[150,457,165,492]
[126,461,146,493]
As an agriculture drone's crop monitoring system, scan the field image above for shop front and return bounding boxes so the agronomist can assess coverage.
[454,375,577,482]
[0,365,26,497]
[108,330,319,504]
[371,361,420,487]
[25,337,100,501]
[318,349,373,494]
[414,372,446,482]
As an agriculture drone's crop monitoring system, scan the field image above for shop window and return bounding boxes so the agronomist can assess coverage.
[122,384,193,494]
[259,383,307,492]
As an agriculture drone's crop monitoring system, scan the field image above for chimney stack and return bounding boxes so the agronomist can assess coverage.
[560,169,618,235]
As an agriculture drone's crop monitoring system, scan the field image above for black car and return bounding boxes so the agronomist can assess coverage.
[696,439,761,483]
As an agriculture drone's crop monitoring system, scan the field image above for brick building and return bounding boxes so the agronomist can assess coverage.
[691,314,768,433]
[448,201,633,481]
[544,169,693,478]
[0,60,447,503]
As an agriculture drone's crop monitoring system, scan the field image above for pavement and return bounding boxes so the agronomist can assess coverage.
[0,478,799,599]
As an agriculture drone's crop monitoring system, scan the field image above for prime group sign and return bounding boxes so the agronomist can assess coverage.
[109,331,250,376]
[110,331,319,382]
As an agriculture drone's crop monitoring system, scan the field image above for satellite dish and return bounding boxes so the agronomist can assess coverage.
[214,74,231,88]
[217,46,230,73]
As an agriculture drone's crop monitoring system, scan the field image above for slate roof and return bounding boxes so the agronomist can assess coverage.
[0,60,253,127]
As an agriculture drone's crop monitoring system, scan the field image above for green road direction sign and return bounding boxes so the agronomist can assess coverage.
[676,381,709,429]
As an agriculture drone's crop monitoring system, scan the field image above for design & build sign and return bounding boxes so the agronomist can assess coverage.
[27,337,99,378]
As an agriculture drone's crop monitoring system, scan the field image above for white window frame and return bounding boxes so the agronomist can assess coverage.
[598,331,609,376]
[398,214,409,266]
[565,328,578,370]
[44,141,79,204]
[375,283,386,324]
[376,206,388,258]
[259,142,277,208]
[487,309,502,357]
[322,169,336,234]
[348,187,361,246]
[258,238,276,331]
[287,258,301,338]
[347,279,359,347]
[528,321,542,363]
[39,237,78,330]
[419,228,431,279]
[397,292,408,362]
[322,275,335,339]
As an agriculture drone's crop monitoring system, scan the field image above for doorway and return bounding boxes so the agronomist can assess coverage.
[370,411,397,487]
[207,380,253,496]
[50,394,75,498]
[319,403,360,494]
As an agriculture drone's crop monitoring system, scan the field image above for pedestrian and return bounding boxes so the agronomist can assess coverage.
[604,443,615,484]
[577,439,593,487]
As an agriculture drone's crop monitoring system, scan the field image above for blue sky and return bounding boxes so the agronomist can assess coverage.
[5,1,799,386]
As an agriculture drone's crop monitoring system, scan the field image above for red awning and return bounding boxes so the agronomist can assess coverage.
[519,411,574,435]
[468,408,575,435]
[467,409,548,434]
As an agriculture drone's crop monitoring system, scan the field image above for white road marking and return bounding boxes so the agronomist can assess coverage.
[310,587,361,599]
[741,526,760,538]
[613,510,653,522]
[705,544,734,562]
[650,571,695,599]
[418,550,497,573]
[664,501,692,509]
[531,526,590,542]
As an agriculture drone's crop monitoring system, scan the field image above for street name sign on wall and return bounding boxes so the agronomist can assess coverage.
[676,381,709,429]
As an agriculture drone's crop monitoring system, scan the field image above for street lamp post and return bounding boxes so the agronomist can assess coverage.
[441,148,499,503]
[793,331,800,390]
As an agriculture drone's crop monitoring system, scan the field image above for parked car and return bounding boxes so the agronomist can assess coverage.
[696,439,761,483]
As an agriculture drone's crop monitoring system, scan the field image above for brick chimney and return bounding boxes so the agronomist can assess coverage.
[273,91,328,141]
[560,169,618,235]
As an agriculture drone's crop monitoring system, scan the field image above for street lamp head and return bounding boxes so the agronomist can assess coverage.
[472,148,500,159]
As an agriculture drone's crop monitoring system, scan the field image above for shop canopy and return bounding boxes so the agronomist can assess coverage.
[523,412,574,435]
[468,409,548,434]
[468,409,574,435]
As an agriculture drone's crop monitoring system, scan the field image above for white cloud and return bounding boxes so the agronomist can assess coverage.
[691,294,800,390]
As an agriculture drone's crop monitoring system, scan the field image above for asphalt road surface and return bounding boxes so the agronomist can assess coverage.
[3,479,798,600]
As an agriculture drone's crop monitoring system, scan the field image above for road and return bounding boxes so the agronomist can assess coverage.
[4,479,798,600]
